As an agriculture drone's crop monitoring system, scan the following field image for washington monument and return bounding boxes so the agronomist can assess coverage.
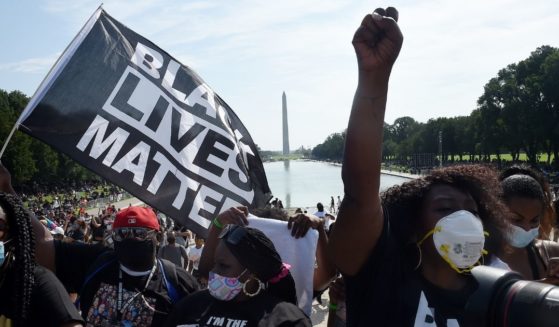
[282,91,290,155]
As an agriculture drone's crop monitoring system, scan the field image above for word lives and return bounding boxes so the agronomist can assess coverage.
[76,42,256,228]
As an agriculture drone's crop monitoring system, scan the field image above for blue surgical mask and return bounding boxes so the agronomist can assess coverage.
[0,239,11,267]
[507,224,539,248]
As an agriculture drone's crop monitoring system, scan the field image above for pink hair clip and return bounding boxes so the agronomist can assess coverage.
[268,263,291,284]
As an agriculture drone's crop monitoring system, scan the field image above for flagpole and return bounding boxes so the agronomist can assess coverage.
[16,4,104,125]
[0,123,19,159]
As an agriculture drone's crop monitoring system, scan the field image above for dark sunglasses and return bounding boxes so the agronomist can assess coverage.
[218,225,247,245]
[112,227,155,242]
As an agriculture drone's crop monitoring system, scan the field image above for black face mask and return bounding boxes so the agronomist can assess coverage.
[114,238,156,272]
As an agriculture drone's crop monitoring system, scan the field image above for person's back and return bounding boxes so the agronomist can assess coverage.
[90,214,107,243]
[188,235,205,287]
[314,202,333,229]
[158,233,188,269]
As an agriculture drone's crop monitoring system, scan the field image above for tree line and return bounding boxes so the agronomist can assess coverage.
[1,45,557,188]
[0,90,97,188]
[312,45,559,168]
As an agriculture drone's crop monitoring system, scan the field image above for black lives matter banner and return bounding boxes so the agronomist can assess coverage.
[17,8,271,236]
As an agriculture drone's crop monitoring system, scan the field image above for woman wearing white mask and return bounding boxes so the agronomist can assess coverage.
[164,225,311,326]
[499,167,559,282]
[328,7,510,326]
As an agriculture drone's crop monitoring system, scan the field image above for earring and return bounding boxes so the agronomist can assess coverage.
[242,278,264,297]
[414,243,422,271]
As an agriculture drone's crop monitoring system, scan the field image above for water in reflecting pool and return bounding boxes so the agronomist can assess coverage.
[263,160,412,209]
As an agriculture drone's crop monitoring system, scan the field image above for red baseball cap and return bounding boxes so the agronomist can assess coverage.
[113,206,159,230]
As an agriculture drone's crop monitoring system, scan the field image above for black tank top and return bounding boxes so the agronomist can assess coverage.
[527,241,548,279]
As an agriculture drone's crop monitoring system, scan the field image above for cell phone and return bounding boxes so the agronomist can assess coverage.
[547,257,559,278]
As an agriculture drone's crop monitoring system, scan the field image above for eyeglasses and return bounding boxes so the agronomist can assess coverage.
[218,225,247,245]
[112,227,155,242]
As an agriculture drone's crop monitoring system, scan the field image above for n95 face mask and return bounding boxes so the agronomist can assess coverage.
[419,210,487,273]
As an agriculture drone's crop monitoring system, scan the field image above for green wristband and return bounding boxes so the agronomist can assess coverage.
[328,303,338,311]
[213,217,224,229]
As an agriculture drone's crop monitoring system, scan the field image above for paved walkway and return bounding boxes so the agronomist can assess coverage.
[381,169,419,179]
[310,296,331,326]
[85,196,143,215]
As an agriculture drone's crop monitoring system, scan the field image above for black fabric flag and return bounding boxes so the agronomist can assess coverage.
[17,8,271,236]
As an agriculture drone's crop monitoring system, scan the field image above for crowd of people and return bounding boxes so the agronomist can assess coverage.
[1,6,559,327]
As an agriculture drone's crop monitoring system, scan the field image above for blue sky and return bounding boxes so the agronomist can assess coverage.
[1,0,558,151]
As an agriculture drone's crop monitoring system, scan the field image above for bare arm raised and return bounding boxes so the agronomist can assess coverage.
[328,8,403,276]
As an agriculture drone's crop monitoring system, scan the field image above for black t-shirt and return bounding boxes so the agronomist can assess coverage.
[0,265,84,326]
[344,213,477,327]
[54,241,200,326]
[67,226,85,242]
[164,290,312,327]
[91,217,107,239]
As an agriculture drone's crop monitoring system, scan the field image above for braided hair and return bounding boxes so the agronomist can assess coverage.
[0,192,35,326]
[223,226,298,305]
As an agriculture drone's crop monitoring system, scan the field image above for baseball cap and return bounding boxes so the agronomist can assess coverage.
[50,226,65,236]
[113,206,159,230]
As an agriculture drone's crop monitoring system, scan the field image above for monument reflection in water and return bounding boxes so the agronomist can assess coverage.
[264,160,411,209]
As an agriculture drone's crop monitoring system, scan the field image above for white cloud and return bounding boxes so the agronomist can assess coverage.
[0,53,60,73]
[5,0,559,149]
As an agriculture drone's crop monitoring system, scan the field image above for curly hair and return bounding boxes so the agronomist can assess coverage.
[500,164,557,238]
[0,192,36,326]
[381,165,509,258]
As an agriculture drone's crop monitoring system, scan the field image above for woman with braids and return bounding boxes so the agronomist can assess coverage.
[328,7,510,326]
[164,224,311,326]
[0,191,84,326]
[499,165,559,282]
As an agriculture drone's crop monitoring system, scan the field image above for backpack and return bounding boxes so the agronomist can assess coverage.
[76,252,184,308]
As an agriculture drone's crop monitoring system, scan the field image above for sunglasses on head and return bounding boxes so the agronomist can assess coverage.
[112,227,155,242]
[218,225,247,245]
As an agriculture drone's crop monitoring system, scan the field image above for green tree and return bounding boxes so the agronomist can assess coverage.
[312,131,345,161]
[540,48,559,166]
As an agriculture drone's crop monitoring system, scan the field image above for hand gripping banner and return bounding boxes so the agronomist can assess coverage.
[16,8,271,236]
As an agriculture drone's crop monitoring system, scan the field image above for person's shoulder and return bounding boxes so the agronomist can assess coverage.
[174,289,211,308]
[55,240,109,261]
[537,239,559,258]
[170,261,200,292]
[33,264,58,286]
[263,300,311,326]
[29,266,85,326]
